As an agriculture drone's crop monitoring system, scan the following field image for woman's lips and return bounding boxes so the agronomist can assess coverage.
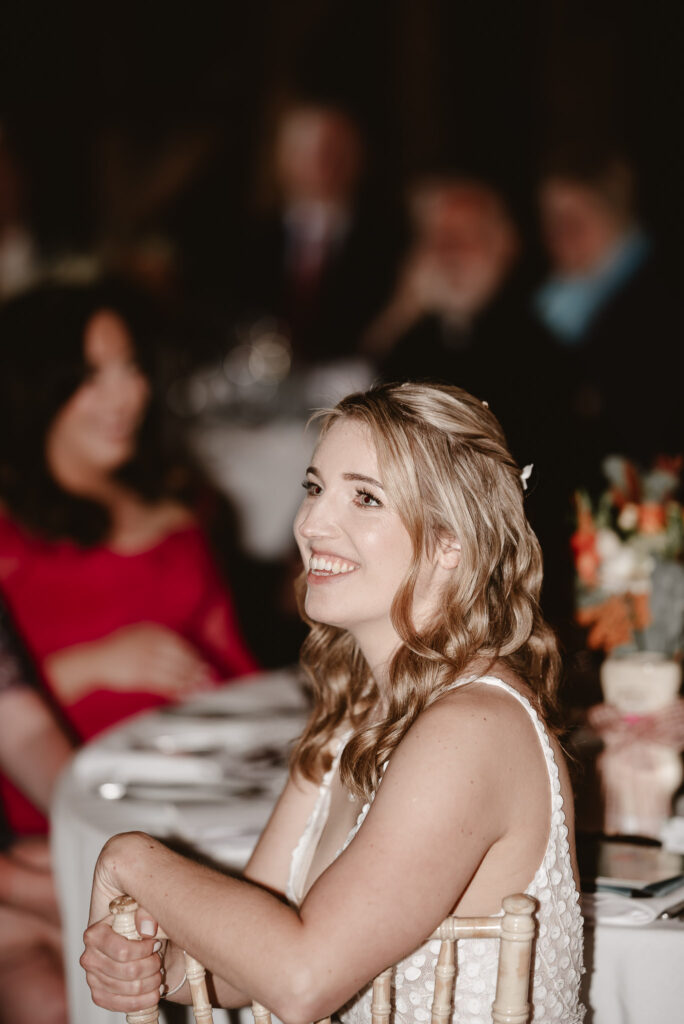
[307,553,359,582]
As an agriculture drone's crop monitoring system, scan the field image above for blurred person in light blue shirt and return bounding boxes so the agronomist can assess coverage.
[535,156,651,344]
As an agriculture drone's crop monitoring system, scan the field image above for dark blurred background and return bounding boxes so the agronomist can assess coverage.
[1,0,682,672]
[1,0,682,269]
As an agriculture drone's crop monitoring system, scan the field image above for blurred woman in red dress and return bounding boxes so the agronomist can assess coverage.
[0,279,258,834]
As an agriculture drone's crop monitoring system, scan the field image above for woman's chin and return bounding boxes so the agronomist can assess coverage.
[87,440,136,473]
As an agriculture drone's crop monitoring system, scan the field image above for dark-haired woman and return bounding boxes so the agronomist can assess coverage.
[0,282,258,834]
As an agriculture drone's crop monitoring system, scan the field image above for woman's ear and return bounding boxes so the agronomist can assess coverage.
[436,534,461,570]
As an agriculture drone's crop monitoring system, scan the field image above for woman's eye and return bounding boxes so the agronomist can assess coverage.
[356,489,381,508]
[302,480,322,496]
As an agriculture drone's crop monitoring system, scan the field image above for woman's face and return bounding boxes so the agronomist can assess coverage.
[46,310,150,479]
[539,179,621,274]
[294,418,449,661]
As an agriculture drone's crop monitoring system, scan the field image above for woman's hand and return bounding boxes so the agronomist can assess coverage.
[82,832,177,1013]
[46,623,213,701]
[81,917,165,1014]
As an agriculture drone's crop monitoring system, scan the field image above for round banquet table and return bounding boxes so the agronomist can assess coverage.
[51,670,684,1024]
[51,669,310,1024]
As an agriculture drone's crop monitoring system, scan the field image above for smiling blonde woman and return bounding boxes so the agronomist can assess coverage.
[81,382,584,1024]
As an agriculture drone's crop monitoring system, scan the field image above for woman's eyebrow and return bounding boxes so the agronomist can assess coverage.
[343,472,385,489]
[305,466,385,489]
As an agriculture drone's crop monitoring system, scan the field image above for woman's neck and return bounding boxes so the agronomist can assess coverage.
[47,442,119,506]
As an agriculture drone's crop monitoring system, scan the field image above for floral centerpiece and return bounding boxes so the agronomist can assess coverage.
[573,458,684,837]
[572,455,684,657]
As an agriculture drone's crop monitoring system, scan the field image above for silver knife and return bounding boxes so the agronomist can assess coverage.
[656,898,684,920]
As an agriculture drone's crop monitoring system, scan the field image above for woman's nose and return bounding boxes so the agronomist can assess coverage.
[296,496,339,539]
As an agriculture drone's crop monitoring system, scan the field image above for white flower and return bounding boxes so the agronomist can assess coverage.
[596,529,639,592]
[617,502,639,531]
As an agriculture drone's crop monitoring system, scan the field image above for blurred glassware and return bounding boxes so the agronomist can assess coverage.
[599,739,683,840]
[600,652,681,715]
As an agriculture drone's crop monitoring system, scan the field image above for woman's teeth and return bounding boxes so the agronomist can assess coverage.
[309,555,357,575]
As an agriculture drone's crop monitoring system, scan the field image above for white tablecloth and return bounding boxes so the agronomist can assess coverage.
[187,357,375,562]
[582,915,684,1023]
[51,669,309,1024]
[51,670,684,1024]
[189,420,314,560]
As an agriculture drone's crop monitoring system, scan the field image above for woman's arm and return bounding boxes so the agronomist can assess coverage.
[45,623,213,703]
[0,688,73,811]
[83,767,322,1015]
[0,846,60,923]
[82,690,531,1023]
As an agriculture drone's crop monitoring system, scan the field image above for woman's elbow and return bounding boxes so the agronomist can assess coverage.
[268,965,343,1024]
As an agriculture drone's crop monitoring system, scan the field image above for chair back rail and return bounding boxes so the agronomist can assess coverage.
[250,893,536,1024]
[109,891,536,1024]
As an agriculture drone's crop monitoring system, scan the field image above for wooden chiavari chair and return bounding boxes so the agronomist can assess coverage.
[110,891,536,1024]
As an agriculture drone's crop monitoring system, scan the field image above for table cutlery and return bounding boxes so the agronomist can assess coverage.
[656,898,684,920]
[159,704,306,720]
[96,780,266,802]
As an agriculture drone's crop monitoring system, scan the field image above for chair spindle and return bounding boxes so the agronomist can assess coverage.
[251,1000,273,1024]
[491,894,535,1024]
[184,951,215,1024]
[371,965,393,1024]
[110,896,160,1024]
[431,938,456,1024]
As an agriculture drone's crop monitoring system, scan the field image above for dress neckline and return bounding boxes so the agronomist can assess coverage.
[287,675,572,908]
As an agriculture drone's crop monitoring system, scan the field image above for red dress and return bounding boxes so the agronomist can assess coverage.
[0,513,259,833]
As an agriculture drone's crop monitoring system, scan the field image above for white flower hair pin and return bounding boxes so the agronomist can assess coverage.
[520,464,534,491]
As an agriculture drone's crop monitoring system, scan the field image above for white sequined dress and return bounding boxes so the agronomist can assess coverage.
[286,676,585,1024]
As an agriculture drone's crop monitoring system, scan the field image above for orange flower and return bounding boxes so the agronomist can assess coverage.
[638,502,666,534]
[576,593,651,653]
[571,497,599,586]
[574,546,600,587]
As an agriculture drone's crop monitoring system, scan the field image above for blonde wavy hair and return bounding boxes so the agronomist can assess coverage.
[291,381,560,801]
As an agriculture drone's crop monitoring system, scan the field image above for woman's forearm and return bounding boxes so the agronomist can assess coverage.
[99,832,327,1022]
[0,689,73,810]
[44,641,103,702]
[0,854,60,921]
[159,941,249,1010]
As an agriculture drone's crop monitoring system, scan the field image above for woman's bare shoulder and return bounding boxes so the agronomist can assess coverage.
[390,672,546,784]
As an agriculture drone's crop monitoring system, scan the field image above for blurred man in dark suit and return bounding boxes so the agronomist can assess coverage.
[237,102,405,365]
[366,177,548,463]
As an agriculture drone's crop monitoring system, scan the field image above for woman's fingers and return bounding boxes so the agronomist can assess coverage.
[82,945,161,986]
[140,634,212,693]
[81,923,163,1011]
[135,907,161,940]
[82,921,157,966]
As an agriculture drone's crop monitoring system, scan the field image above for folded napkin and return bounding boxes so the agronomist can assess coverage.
[72,745,224,786]
[661,816,684,854]
[582,883,684,926]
